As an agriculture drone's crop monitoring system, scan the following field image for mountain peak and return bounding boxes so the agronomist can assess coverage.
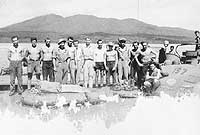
[0,14,193,40]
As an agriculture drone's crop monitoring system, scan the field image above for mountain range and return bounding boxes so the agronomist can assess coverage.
[0,14,195,43]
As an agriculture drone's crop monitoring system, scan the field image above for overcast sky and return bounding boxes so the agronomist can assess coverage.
[0,0,199,30]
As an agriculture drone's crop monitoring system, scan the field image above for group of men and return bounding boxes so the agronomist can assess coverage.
[8,35,166,96]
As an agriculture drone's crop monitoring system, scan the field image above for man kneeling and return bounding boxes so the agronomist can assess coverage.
[143,62,161,94]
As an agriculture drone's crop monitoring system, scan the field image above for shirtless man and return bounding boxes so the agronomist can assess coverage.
[41,38,56,82]
[82,38,95,88]
[94,39,106,87]
[26,37,42,89]
[67,37,76,84]
[104,42,118,85]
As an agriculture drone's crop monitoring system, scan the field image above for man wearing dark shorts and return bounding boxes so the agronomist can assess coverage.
[26,37,42,89]
[94,39,106,87]
[105,42,118,86]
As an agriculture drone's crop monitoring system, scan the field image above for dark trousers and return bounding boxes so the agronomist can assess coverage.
[136,64,149,88]
[42,61,54,82]
[9,61,23,92]
[130,60,137,80]
[106,61,116,85]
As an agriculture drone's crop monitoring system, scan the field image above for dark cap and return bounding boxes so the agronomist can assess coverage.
[11,36,19,41]
[118,37,126,43]
[132,41,139,45]
[31,37,37,42]
[68,36,74,42]
[195,30,200,34]
[97,39,103,44]
[45,38,51,42]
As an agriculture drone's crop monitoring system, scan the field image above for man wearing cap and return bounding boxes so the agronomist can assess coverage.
[41,38,56,82]
[67,37,76,84]
[74,40,84,85]
[54,39,70,84]
[82,38,95,88]
[129,41,140,86]
[105,42,118,85]
[8,36,25,96]
[117,37,130,85]
[26,37,42,89]
[94,39,106,87]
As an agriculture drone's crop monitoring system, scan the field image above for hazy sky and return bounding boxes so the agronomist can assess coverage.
[0,0,199,30]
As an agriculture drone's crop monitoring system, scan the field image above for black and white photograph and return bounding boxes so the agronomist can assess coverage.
[0,0,200,135]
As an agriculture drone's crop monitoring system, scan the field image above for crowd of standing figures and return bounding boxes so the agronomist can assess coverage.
[8,35,178,96]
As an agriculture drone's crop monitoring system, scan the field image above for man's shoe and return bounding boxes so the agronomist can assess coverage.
[9,90,16,96]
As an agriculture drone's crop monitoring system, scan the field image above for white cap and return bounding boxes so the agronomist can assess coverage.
[58,39,66,45]
[164,40,169,45]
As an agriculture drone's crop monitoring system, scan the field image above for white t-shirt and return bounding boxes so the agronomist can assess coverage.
[94,48,106,62]
[27,46,42,60]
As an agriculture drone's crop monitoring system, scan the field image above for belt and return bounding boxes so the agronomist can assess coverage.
[84,58,93,61]
[30,59,40,61]
[43,60,53,62]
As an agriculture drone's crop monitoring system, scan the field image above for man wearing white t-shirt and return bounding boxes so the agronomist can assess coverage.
[94,39,106,87]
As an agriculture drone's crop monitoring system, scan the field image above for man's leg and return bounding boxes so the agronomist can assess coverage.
[123,61,129,84]
[35,61,41,80]
[118,60,123,84]
[111,62,117,85]
[42,61,48,81]
[55,63,62,84]
[136,68,144,88]
[16,61,23,94]
[48,61,54,82]
[94,63,99,87]
[76,60,81,84]
[152,79,161,92]
[27,61,33,90]
[69,60,76,84]
[88,61,94,88]
[106,62,111,85]
[95,70,99,87]
[62,62,69,84]
[83,61,89,88]
[9,61,16,96]
[100,70,104,87]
